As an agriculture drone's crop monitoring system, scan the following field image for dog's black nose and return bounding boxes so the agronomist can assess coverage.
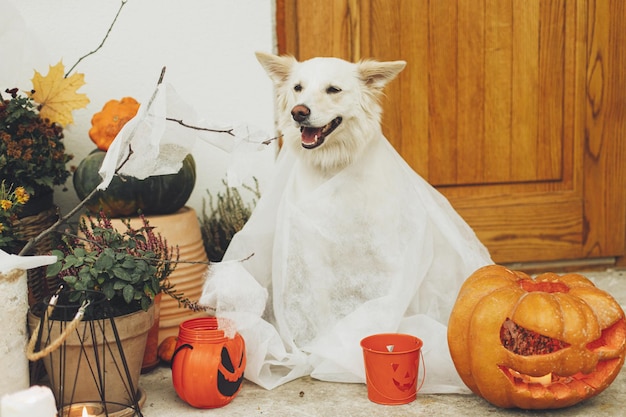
[291,105,310,123]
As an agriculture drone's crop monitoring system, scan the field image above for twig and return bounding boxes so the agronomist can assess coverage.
[18,66,166,256]
[160,284,215,313]
[165,117,282,145]
[166,117,235,136]
[116,66,166,151]
[65,0,128,77]
[17,146,134,256]
[240,253,255,262]
[262,134,282,145]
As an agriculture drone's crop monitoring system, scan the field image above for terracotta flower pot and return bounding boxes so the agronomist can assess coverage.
[106,207,209,344]
[28,295,154,413]
[142,293,162,373]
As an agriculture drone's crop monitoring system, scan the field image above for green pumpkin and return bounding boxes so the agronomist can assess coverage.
[73,149,196,217]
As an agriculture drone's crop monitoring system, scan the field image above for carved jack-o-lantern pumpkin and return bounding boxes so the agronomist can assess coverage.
[448,265,626,409]
[171,317,246,409]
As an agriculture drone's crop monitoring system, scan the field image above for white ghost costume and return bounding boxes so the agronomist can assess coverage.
[201,54,493,393]
[202,134,492,393]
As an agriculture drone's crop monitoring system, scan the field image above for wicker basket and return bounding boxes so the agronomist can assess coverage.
[14,205,61,306]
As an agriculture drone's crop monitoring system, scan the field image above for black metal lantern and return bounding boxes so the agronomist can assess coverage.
[28,290,149,416]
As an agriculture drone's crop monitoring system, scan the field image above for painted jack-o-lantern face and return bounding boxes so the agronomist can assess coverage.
[171,318,246,409]
[448,265,626,409]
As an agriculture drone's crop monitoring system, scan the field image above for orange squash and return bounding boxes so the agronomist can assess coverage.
[448,265,626,409]
[89,97,140,151]
[157,336,178,364]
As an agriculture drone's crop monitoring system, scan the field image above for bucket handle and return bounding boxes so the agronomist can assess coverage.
[416,349,426,393]
[26,298,90,361]
[170,343,194,369]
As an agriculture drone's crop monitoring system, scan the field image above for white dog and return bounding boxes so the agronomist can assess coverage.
[256,52,406,174]
[205,52,492,393]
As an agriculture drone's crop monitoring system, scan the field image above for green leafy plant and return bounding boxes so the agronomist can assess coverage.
[200,178,260,262]
[47,210,179,316]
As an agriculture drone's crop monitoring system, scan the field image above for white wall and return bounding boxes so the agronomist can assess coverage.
[2,0,278,217]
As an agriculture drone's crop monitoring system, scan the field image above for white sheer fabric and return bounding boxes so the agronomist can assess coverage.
[201,133,492,393]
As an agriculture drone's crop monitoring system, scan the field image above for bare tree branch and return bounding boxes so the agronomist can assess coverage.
[18,66,167,256]
[166,117,235,136]
[165,117,282,145]
[65,0,128,77]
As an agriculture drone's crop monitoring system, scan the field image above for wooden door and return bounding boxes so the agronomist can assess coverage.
[276,0,626,266]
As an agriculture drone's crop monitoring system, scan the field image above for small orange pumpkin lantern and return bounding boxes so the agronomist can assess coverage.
[171,317,246,409]
[448,265,626,409]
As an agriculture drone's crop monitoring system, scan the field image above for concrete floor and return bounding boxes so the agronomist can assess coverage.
[138,269,626,417]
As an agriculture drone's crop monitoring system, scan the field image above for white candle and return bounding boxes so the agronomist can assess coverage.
[0,269,30,398]
[0,385,57,417]
[59,402,104,417]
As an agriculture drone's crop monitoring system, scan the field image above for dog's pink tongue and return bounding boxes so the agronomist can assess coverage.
[301,127,322,145]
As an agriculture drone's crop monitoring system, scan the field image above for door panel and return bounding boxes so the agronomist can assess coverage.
[277,0,626,264]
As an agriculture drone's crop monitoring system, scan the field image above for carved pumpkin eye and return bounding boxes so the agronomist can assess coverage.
[500,318,569,355]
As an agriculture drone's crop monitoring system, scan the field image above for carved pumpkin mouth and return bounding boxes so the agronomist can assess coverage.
[498,318,625,391]
[448,266,626,409]
[499,358,622,392]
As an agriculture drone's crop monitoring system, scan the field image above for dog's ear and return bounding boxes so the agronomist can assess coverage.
[358,60,406,89]
[255,52,297,84]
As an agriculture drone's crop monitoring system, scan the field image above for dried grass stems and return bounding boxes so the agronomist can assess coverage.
[200,178,260,262]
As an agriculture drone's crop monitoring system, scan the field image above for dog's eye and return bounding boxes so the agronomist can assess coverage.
[326,86,342,94]
[294,84,303,92]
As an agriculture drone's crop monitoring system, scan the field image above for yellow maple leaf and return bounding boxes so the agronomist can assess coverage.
[30,61,90,127]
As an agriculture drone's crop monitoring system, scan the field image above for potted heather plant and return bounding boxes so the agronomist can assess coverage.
[46,210,179,316]
[28,209,183,412]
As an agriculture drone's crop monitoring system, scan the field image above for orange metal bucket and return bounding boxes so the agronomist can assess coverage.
[360,333,425,405]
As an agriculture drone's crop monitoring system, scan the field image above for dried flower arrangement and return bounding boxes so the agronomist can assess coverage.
[200,178,260,262]
[0,181,30,253]
[0,90,74,200]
